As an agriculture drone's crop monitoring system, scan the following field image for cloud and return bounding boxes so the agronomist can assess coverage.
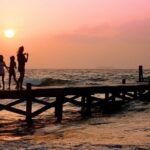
[74,23,118,38]
[51,18,150,46]
[118,18,150,43]
[52,23,119,45]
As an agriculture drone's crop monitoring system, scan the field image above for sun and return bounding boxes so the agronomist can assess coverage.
[4,29,15,38]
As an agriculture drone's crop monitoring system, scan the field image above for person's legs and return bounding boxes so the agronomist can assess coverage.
[8,74,12,89]
[18,72,24,89]
[20,72,24,89]
[0,75,2,88]
[12,72,18,85]
[13,72,18,88]
[2,75,5,90]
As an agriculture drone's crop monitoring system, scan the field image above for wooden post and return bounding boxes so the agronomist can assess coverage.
[86,95,91,117]
[81,96,86,115]
[134,91,137,99]
[105,92,109,100]
[148,79,150,85]
[26,83,32,124]
[122,92,125,101]
[55,96,63,122]
[112,92,116,101]
[122,79,126,84]
[139,65,144,82]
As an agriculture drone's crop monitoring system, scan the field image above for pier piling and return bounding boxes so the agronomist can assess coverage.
[55,96,63,122]
[139,65,144,82]
[26,83,33,124]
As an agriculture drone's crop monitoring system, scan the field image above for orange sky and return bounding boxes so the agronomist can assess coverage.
[0,0,150,69]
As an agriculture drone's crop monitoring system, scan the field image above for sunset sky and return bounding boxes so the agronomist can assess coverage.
[0,0,150,69]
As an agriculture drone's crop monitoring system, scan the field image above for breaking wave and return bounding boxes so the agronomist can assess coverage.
[24,77,75,86]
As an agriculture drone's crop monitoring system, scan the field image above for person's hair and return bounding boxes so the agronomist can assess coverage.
[17,46,24,55]
[0,55,4,62]
[10,56,15,61]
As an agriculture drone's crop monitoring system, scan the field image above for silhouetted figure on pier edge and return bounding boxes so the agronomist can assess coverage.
[8,56,18,90]
[17,46,29,90]
[0,55,8,90]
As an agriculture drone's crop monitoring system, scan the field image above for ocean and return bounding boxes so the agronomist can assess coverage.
[21,69,150,87]
[0,69,150,150]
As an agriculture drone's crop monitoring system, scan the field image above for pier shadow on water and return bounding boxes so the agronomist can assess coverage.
[0,99,149,149]
[100,100,126,114]
[0,99,149,137]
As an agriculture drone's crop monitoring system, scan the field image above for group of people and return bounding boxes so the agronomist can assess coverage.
[0,46,29,90]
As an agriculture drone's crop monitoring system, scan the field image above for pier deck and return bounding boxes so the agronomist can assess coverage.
[0,83,149,124]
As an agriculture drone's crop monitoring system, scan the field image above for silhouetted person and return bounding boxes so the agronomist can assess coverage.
[17,46,29,90]
[8,56,18,90]
[139,65,144,82]
[0,55,8,90]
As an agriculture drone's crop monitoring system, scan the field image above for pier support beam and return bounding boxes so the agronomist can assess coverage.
[55,96,63,122]
[81,95,91,117]
[81,96,86,115]
[105,93,109,100]
[26,83,33,124]
[122,79,126,84]
[86,95,92,117]
[139,65,144,82]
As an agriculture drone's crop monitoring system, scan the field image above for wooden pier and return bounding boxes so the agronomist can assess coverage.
[0,83,150,124]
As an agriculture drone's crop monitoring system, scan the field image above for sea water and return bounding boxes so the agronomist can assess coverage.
[0,69,150,149]
[2,69,150,87]
[22,69,150,87]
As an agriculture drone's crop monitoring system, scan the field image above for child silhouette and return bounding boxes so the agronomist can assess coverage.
[8,56,18,90]
[0,55,8,90]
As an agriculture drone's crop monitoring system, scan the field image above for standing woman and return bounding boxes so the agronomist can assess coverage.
[17,46,29,90]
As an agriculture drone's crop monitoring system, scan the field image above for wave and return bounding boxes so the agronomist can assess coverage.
[88,77,108,82]
[24,77,75,86]
[24,76,110,87]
